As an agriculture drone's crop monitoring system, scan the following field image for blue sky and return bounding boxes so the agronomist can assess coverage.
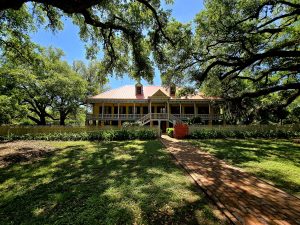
[31,0,204,89]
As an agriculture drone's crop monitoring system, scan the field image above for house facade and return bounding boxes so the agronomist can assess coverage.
[86,84,224,131]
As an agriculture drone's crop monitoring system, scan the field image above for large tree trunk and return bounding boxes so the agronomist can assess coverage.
[27,114,46,125]
[39,113,47,125]
[59,112,66,126]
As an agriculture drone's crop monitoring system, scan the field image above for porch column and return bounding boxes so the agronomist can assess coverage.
[149,100,153,127]
[194,102,197,117]
[102,102,104,119]
[167,101,170,120]
[133,103,136,119]
[166,102,170,129]
[149,100,152,120]
[117,103,121,127]
[110,105,113,125]
[158,120,161,135]
[221,107,226,126]
[179,103,182,117]
[209,102,213,126]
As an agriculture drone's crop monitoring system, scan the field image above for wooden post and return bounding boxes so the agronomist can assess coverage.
[180,103,182,117]
[209,102,213,126]
[149,100,152,120]
[158,120,161,135]
[167,101,170,120]
[118,103,120,119]
[194,102,197,117]
[133,103,136,119]
[110,105,113,125]
[102,102,104,119]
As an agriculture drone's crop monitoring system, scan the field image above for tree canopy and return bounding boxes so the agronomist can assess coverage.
[0,0,299,124]
[0,0,174,82]
[0,47,90,125]
[158,0,299,110]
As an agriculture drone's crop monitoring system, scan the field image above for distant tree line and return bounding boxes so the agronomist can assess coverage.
[0,46,108,125]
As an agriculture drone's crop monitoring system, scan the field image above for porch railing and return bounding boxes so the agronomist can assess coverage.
[86,113,222,121]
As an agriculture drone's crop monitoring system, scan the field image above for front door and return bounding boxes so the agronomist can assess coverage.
[157,106,166,113]
[160,121,167,133]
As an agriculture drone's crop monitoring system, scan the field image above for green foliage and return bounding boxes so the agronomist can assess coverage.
[158,0,300,122]
[122,121,142,128]
[187,116,203,125]
[0,127,158,141]
[0,140,221,224]
[190,139,300,196]
[72,60,109,96]
[166,128,174,137]
[0,95,17,124]
[0,47,88,125]
[189,129,300,139]
[0,1,175,81]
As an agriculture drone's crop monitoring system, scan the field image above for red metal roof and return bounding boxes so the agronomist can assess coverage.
[88,85,220,100]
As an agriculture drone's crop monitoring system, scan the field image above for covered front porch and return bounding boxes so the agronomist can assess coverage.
[86,98,224,127]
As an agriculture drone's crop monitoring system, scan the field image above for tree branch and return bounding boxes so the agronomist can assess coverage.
[232,83,300,100]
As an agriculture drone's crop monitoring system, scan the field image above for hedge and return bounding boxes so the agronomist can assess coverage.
[189,129,300,139]
[166,128,174,137]
[0,129,158,141]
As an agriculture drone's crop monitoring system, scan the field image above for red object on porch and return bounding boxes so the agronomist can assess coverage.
[173,123,189,139]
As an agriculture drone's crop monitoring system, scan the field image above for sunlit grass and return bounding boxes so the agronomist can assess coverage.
[0,140,224,225]
[189,139,300,197]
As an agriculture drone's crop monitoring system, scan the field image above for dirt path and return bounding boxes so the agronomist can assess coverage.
[0,141,55,168]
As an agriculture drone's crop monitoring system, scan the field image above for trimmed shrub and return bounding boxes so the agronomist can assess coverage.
[189,129,300,139]
[166,128,174,137]
[0,128,158,141]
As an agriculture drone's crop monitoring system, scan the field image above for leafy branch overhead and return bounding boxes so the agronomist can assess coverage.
[0,0,174,82]
[0,0,299,111]
[159,0,299,106]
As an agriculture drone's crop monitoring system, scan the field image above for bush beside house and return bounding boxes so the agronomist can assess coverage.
[166,128,174,137]
[189,128,300,139]
[0,128,159,141]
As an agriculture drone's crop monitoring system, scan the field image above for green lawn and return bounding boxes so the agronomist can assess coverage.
[0,140,224,225]
[189,139,300,197]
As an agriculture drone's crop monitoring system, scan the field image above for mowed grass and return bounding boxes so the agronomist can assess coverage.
[0,140,224,225]
[189,139,300,197]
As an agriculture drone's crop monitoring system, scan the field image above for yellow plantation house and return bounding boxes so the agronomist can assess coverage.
[86,84,224,131]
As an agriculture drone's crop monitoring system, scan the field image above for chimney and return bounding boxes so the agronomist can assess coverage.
[169,84,176,96]
[135,83,143,95]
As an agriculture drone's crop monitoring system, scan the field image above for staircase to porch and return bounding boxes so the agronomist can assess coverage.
[137,113,184,126]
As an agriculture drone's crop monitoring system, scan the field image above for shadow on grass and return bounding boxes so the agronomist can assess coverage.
[191,139,300,165]
[163,137,300,224]
[190,139,300,196]
[0,140,222,225]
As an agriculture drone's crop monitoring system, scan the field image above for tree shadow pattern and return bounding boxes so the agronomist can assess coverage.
[190,139,300,197]
[162,137,300,225]
[0,140,224,225]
